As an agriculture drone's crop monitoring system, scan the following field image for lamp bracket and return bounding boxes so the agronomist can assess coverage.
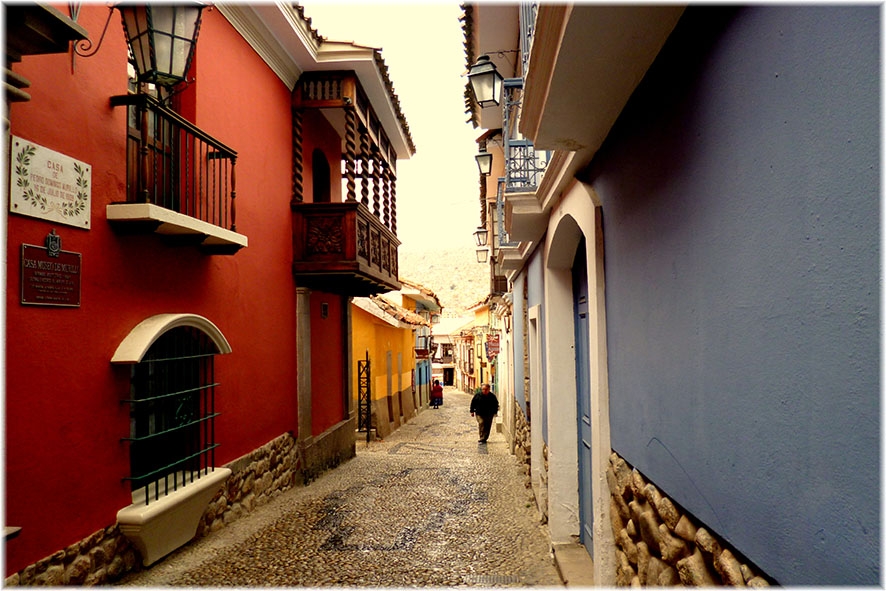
[73,6,115,58]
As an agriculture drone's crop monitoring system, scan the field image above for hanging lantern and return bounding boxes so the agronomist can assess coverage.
[120,3,204,87]
[475,150,493,176]
[467,54,503,108]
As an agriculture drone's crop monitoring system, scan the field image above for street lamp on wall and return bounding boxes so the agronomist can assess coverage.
[74,3,204,89]
[476,248,489,264]
[120,3,204,87]
[473,226,488,247]
[467,54,503,108]
[475,150,493,176]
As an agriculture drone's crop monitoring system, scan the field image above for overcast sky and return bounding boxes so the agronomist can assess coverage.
[300,2,481,253]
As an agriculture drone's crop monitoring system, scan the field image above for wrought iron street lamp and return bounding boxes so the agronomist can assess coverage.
[467,54,503,108]
[120,3,204,87]
[476,248,489,264]
[473,226,488,247]
[74,3,204,89]
[475,150,493,176]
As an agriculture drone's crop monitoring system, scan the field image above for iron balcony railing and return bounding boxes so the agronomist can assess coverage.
[502,78,550,193]
[496,178,517,247]
[520,2,539,83]
[111,93,238,233]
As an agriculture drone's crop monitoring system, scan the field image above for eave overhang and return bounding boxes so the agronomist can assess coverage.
[353,296,426,329]
[461,2,519,129]
[217,3,414,159]
[5,3,88,61]
[399,279,443,312]
[521,4,685,164]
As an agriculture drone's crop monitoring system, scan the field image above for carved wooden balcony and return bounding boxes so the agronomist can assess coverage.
[292,201,400,297]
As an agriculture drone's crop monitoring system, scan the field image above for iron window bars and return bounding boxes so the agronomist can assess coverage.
[122,326,220,505]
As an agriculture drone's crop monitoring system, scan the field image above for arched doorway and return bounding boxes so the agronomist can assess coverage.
[572,237,593,554]
[544,183,615,582]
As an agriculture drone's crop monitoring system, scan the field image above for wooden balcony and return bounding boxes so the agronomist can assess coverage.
[292,201,400,296]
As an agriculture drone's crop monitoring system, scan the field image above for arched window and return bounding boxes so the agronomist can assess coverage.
[113,314,231,504]
[312,148,331,203]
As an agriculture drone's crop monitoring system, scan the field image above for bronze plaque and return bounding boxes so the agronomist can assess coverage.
[21,244,81,307]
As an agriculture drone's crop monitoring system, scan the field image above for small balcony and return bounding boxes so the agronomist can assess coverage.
[414,335,432,359]
[107,94,247,254]
[292,201,400,296]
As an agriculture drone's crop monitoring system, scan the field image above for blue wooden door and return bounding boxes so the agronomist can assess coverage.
[572,239,593,556]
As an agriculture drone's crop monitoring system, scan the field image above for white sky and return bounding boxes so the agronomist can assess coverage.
[299,2,481,253]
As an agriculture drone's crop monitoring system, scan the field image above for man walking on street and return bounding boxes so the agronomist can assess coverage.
[470,383,499,444]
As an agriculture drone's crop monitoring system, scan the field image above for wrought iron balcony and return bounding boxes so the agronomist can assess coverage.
[291,201,400,296]
[503,78,550,194]
[108,93,247,254]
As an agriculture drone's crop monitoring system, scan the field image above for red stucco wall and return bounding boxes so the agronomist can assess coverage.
[309,292,346,436]
[4,5,313,574]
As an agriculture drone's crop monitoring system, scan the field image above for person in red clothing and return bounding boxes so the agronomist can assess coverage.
[430,379,444,408]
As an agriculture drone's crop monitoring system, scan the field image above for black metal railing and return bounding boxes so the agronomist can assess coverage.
[358,352,371,444]
[122,326,220,505]
[111,93,238,232]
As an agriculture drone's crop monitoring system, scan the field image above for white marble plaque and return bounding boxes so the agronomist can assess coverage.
[9,135,91,229]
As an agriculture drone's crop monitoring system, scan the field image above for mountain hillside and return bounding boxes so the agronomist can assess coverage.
[399,245,489,316]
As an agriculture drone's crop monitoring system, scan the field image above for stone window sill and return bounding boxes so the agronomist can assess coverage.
[116,468,231,566]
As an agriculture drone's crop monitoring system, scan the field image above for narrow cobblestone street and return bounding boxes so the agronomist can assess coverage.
[116,388,563,587]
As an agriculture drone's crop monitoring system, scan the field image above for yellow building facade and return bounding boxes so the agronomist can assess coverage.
[351,296,428,439]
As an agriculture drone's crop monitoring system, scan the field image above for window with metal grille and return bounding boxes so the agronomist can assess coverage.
[123,325,220,505]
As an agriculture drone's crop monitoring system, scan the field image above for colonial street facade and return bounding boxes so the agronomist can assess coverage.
[464,3,879,586]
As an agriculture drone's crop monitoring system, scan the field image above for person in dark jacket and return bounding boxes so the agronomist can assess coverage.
[470,383,499,444]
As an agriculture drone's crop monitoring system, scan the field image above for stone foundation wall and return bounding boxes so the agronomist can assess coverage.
[607,452,772,587]
[513,404,549,524]
[514,403,531,474]
[300,417,356,484]
[6,431,312,586]
[4,526,139,586]
[199,431,301,537]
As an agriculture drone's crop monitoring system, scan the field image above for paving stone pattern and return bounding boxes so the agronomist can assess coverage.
[116,388,563,587]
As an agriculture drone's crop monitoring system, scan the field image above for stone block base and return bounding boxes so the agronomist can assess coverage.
[301,417,357,483]
[5,525,139,586]
[607,452,773,586]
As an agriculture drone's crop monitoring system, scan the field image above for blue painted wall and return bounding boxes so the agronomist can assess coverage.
[416,360,430,386]
[591,7,879,585]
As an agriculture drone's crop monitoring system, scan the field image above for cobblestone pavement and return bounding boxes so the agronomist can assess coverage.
[117,388,563,587]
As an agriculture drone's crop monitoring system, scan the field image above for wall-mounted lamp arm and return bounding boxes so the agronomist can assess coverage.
[73,6,115,58]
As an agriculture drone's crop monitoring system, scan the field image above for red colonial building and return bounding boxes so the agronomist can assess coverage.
[4,3,414,583]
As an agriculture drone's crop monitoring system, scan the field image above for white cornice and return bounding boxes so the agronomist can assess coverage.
[215,3,413,159]
[215,4,306,90]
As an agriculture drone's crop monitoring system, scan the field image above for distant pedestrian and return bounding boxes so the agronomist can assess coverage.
[431,379,444,408]
[470,383,499,443]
